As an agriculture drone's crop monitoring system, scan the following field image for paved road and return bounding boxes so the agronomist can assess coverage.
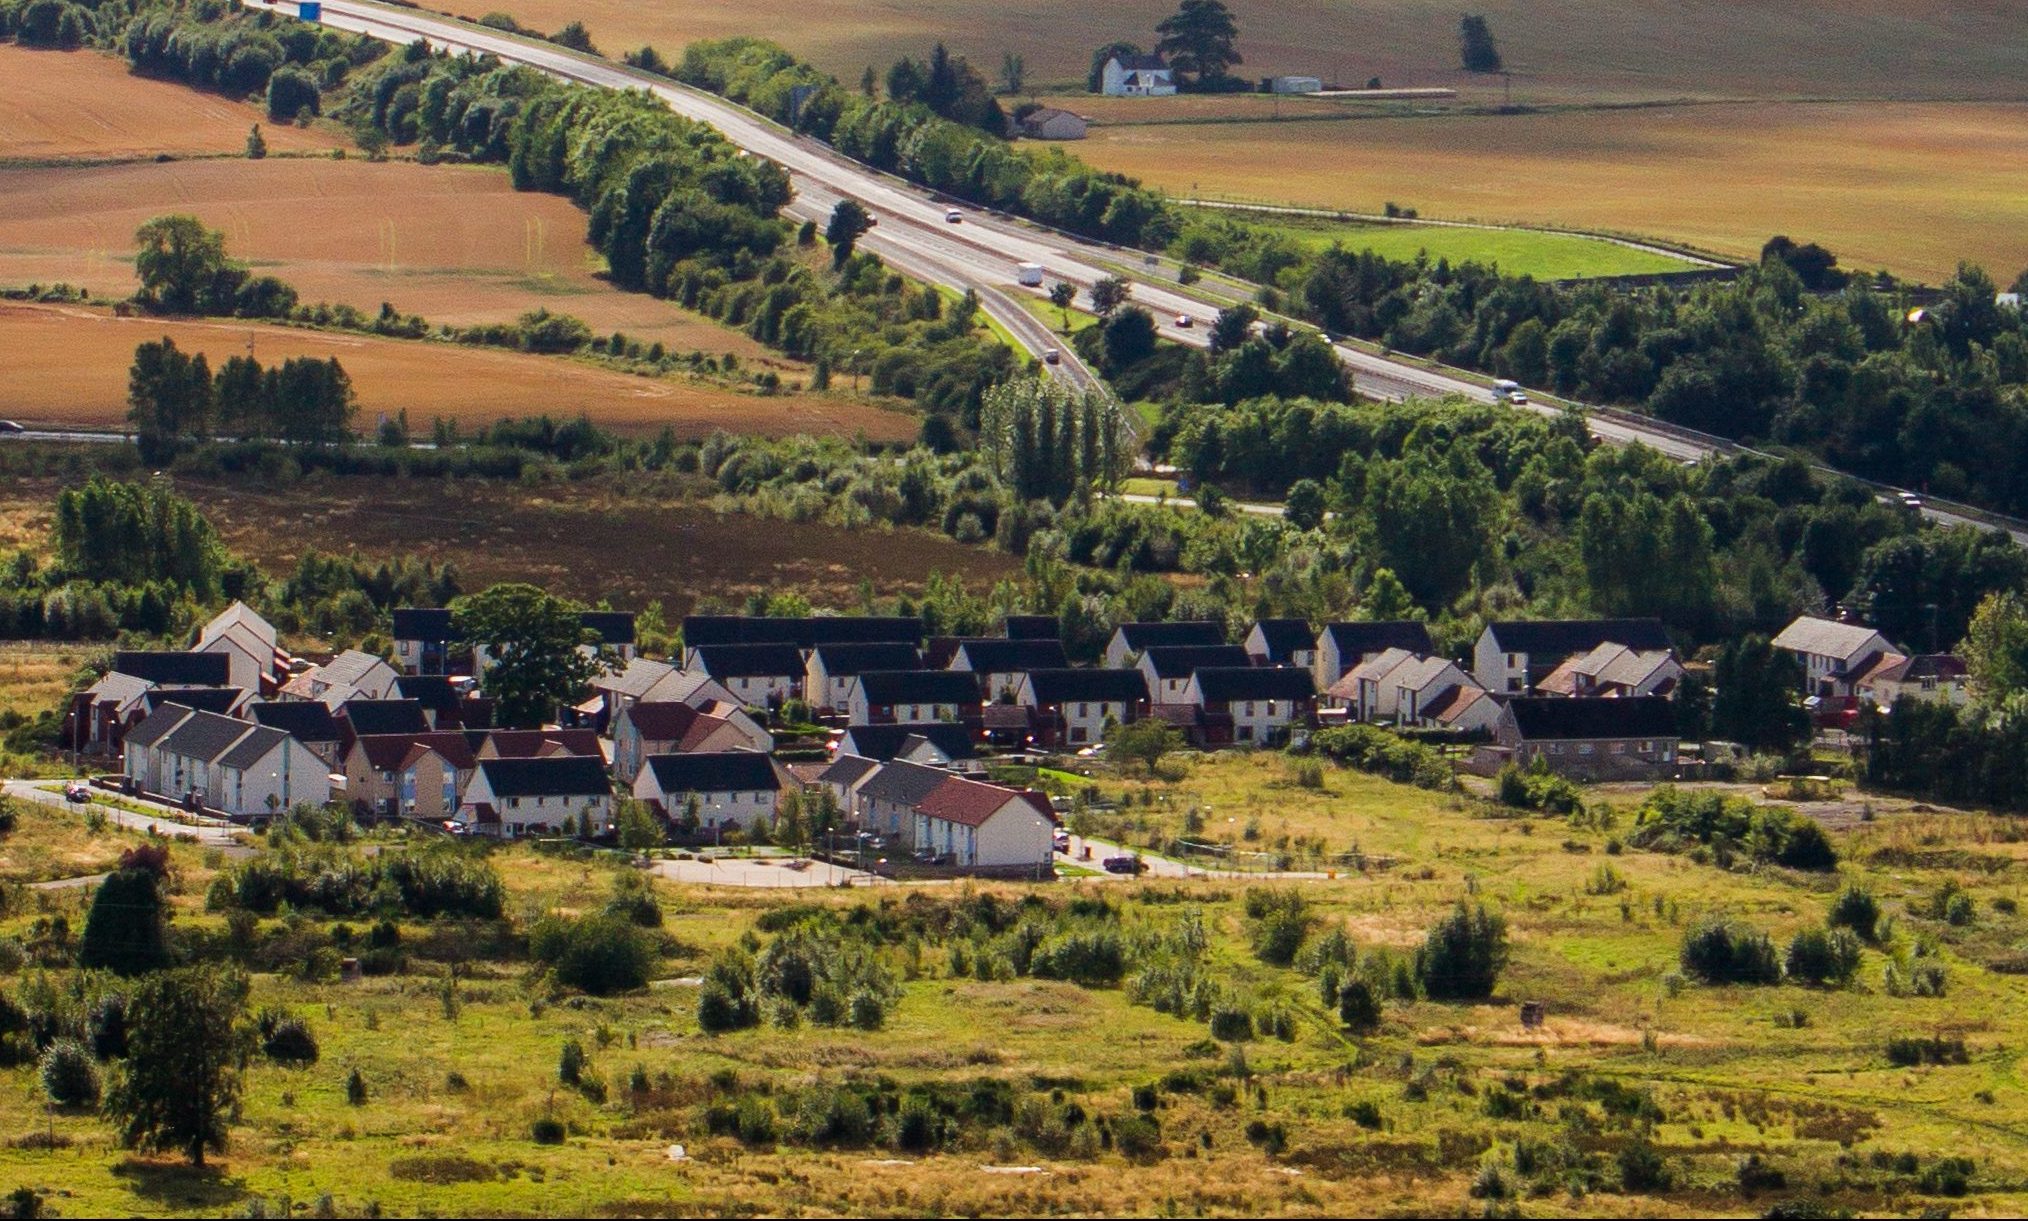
[649,853,882,888]
[256,1,2028,548]
[2,778,246,847]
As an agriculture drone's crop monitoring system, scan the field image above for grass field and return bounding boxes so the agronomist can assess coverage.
[0,44,346,161]
[0,302,918,441]
[0,643,89,723]
[1084,102,2028,282]
[1189,208,1697,279]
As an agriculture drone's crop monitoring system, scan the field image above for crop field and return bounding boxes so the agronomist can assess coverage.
[1084,102,2028,283]
[1186,208,1697,280]
[0,45,346,161]
[3,746,2026,1214]
[0,303,917,441]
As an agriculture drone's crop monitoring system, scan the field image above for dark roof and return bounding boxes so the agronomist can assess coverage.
[111,651,229,687]
[621,700,704,741]
[1504,696,1679,741]
[356,731,478,772]
[952,638,1069,673]
[581,611,636,646]
[480,728,602,758]
[818,754,881,787]
[1001,615,1059,640]
[1113,622,1225,653]
[163,707,255,761]
[1248,619,1314,660]
[393,675,462,716]
[1191,667,1317,702]
[693,643,805,678]
[1024,668,1149,703]
[249,700,343,743]
[476,755,612,799]
[641,751,781,795]
[123,702,193,750]
[855,758,954,805]
[216,724,292,771]
[855,670,981,706]
[1321,621,1435,659]
[143,687,242,715]
[1112,53,1169,71]
[841,723,976,762]
[338,699,430,738]
[1140,644,1252,679]
[1486,619,1671,658]
[682,615,923,649]
[809,642,924,675]
[391,607,454,640]
[917,775,1053,828]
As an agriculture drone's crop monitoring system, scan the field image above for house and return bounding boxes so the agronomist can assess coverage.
[194,602,285,694]
[1485,697,1679,781]
[1244,620,1315,669]
[854,759,952,846]
[141,686,247,717]
[391,608,457,675]
[282,648,401,706]
[1472,619,1672,696]
[611,699,770,783]
[691,643,805,708]
[342,731,477,820]
[1268,74,1322,93]
[1855,653,1970,709]
[335,699,430,754]
[1139,644,1254,706]
[66,671,158,755]
[805,643,923,713]
[679,615,923,667]
[837,723,976,766]
[392,674,489,730]
[1009,668,1149,748]
[1333,650,1478,725]
[121,702,329,816]
[110,651,231,687]
[456,755,613,837]
[1019,106,1088,140]
[1177,667,1317,746]
[1535,642,1685,700]
[949,638,1069,703]
[247,700,346,769]
[1101,53,1176,96]
[1771,616,1897,698]
[911,775,1055,873]
[1104,621,1226,668]
[1312,621,1436,691]
[812,753,882,821]
[590,658,738,728]
[632,751,787,832]
[845,670,981,727]
[474,727,604,760]
[1001,614,1060,640]
[1424,684,1502,736]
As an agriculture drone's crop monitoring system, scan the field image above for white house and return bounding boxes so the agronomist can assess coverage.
[456,755,613,838]
[195,601,283,694]
[1312,621,1435,692]
[835,723,975,766]
[1426,685,1502,736]
[813,753,882,822]
[1138,644,1252,706]
[948,638,1068,704]
[845,670,980,726]
[1103,621,1225,669]
[1854,653,1970,709]
[852,758,952,846]
[631,751,785,833]
[691,643,805,707]
[1101,53,1177,96]
[1535,642,1685,700]
[1390,656,1480,725]
[910,774,1056,872]
[1472,619,1672,696]
[591,658,740,727]
[1009,668,1149,748]
[1771,616,1897,698]
[805,642,923,713]
[1327,646,1415,718]
[1244,619,1315,669]
[1181,667,1317,746]
[121,702,328,817]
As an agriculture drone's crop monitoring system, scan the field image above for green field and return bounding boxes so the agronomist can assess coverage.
[1188,208,1701,279]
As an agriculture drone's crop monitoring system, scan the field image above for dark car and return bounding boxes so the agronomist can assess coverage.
[0,420,24,434]
[1101,854,1147,875]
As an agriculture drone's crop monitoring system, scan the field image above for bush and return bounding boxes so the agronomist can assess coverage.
[1679,920,1782,985]
[1347,1099,1383,1129]
[1618,1136,1671,1192]
[1247,890,1310,966]
[529,913,656,995]
[1917,1155,1974,1196]
[1416,902,1509,1000]
[1827,886,1880,941]
[260,1014,320,1065]
[531,1117,566,1145]
[1885,1035,1968,1067]
[345,1067,367,1105]
[1208,1007,1254,1042]
[1337,978,1381,1032]
[559,1039,586,1086]
[1783,927,1863,987]
[38,1039,99,1107]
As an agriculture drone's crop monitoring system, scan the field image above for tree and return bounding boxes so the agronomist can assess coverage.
[132,216,235,315]
[127,337,213,463]
[1760,235,1848,292]
[550,21,598,53]
[1458,15,1502,73]
[1284,479,1326,530]
[1101,306,1159,371]
[79,865,171,976]
[1711,635,1808,752]
[1087,41,1143,92]
[450,583,608,728]
[616,799,664,853]
[860,65,878,97]
[1208,303,1257,354]
[1962,590,2028,702]
[1085,274,1131,318]
[1416,902,1509,1000]
[1155,0,1242,87]
[1000,51,1025,95]
[825,199,872,269]
[245,124,267,160]
[1106,717,1181,777]
[1048,280,1076,329]
[103,967,251,1167]
[978,376,1133,504]
[774,788,809,857]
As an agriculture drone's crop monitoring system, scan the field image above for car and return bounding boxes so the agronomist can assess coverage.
[944,208,962,223]
[1052,830,1070,853]
[64,783,91,804]
[1043,348,1061,365]
[0,420,23,434]
[1174,314,1194,328]
[1898,491,1925,509]
[1506,390,1530,404]
[1102,854,1148,875]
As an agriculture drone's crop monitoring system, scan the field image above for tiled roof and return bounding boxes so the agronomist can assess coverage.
[1000,615,1059,640]
[393,675,462,716]
[1486,619,1671,658]
[810,642,924,675]
[1426,684,1490,724]
[481,728,602,758]
[817,753,881,787]
[1320,621,1434,659]
[1191,667,1317,702]
[1772,616,1890,661]
[641,750,780,795]
[123,702,194,750]
[338,699,429,738]
[319,649,393,689]
[693,643,805,678]
[842,723,975,762]
[580,611,636,646]
[854,670,981,706]
[916,775,1053,828]
[477,755,612,799]
[951,638,1068,673]
[142,687,243,716]
[682,615,923,649]
[622,700,703,741]
[855,758,951,806]
[1113,622,1225,653]
[1022,668,1149,703]
[216,724,292,771]
[162,707,255,762]
[1140,644,1251,679]
[391,607,453,640]
[357,731,478,772]
[112,651,230,687]
[1247,619,1313,660]
[1505,696,1677,740]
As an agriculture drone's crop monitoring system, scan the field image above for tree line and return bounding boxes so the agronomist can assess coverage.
[128,337,355,461]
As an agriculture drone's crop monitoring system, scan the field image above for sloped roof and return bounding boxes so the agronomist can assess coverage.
[476,755,612,799]
[85,670,155,709]
[1486,618,1671,658]
[1023,668,1149,704]
[216,724,292,771]
[1247,619,1314,660]
[481,728,602,758]
[693,643,805,678]
[1504,696,1677,741]
[951,638,1068,673]
[163,707,255,762]
[1140,644,1252,679]
[123,702,194,750]
[391,607,453,640]
[1771,616,1890,662]
[1191,667,1317,702]
[854,670,980,706]
[598,657,679,699]
[196,601,276,650]
[1427,684,1492,725]
[249,700,343,742]
[817,753,881,788]
[641,750,780,795]
[320,649,394,689]
[393,674,462,716]
[810,642,924,675]
[1111,53,1169,71]
[112,651,230,687]
[581,611,636,646]
[339,699,429,738]
[357,731,478,772]
[1392,655,1461,695]
[143,687,243,716]
[841,723,975,762]
[916,775,1053,829]
[621,700,703,741]
[1863,652,1965,686]
[855,758,952,805]
[682,615,923,649]
[1112,622,1225,653]
[1000,615,1059,640]
[1320,621,1434,660]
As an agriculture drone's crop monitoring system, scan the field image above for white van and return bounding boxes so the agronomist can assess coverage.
[1016,263,1044,287]
[1491,378,1528,404]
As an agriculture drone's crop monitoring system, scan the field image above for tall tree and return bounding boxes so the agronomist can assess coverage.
[104,967,252,1167]
[978,376,1132,505]
[1000,51,1025,95]
[1088,274,1131,316]
[1458,15,1502,73]
[825,199,872,269]
[1711,635,1808,752]
[451,583,608,728]
[127,337,213,463]
[1155,0,1242,87]
[78,865,170,976]
[1961,591,2028,702]
[132,215,237,315]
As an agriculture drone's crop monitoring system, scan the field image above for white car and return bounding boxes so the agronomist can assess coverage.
[944,208,962,223]
[1506,390,1530,404]
[1899,491,1925,509]
[1174,314,1194,328]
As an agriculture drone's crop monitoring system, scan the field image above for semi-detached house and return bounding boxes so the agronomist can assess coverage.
[1008,668,1149,748]
[804,642,923,713]
[910,775,1056,873]
[122,701,329,817]
[846,670,981,726]
[631,750,787,832]
[457,755,612,838]
[691,643,805,708]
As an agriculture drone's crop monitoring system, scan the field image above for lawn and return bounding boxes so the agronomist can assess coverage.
[1197,209,1698,279]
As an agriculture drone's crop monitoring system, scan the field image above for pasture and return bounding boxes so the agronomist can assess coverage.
[0,303,916,441]
[1187,208,1698,279]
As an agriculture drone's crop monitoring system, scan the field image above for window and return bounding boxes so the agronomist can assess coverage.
[1577,743,1595,755]
[1245,701,1256,717]
[1507,652,1519,666]
[1076,702,1088,718]
[1639,740,1652,753]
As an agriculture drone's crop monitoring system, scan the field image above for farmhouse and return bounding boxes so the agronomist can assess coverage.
[1312,621,1435,691]
[457,755,612,837]
[1101,53,1176,97]
[845,670,981,727]
[1008,668,1150,748]
[1771,615,1897,698]
[805,642,924,713]
[692,643,805,707]
[1485,697,1679,780]
[1104,621,1225,668]
[1139,644,1253,706]
[1019,106,1088,140]
[836,722,976,765]
[1472,619,1672,695]
[910,775,1056,873]
[1176,667,1317,746]
[631,750,786,831]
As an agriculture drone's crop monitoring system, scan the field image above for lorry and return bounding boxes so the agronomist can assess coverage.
[1016,263,1044,287]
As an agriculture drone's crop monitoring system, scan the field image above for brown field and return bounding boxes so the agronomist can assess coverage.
[472,0,2028,101]
[1080,101,2028,282]
[0,473,1021,616]
[0,302,919,441]
[0,44,345,161]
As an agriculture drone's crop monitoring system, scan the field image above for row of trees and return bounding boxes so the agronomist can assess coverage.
[129,337,355,461]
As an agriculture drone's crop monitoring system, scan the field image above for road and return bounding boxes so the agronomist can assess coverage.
[2,778,247,847]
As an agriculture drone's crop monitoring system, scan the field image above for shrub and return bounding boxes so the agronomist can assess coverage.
[1885,1035,1968,1067]
[1337,978,1381,1032]
[1827,886,1880,941]
[1618,1136,1671,1192]
[1736,1152,1788,1195]
[260,1016,320,1065]
[529,913,656,995]
[1416,902,1509,1000]
[1208,1007,1254,1042]
[559,1039,586,1086]
[1783,927,1862,987]
[86,993,128,1060]
[698,952,761,1033]
[1113,1111,1162,1159]
[1679,921,1782,985]
[1347,1099,1383,1129]
[38,1039,99,1107]
[1917,1156,1974,1196]
[531,1117,565,1145]
[345,1067,367,1105]
[1247,891,1310,966]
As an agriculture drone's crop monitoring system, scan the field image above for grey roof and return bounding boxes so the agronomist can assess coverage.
[123,702,194,750]
[1140,644,1252,679]
[818,753,881,787]
[162,707,255,762]
[1320,621,1435,659]
[1771,616,1890,661]
[855,758,952,806]
[1191,667,1317,702]
[580,611,636,646]
[641,751,781,795]
[1485,618,1671,657]
[694,643,805,678]
[1505,696,1678,741]
[216,724,292,770]
[1112,53,1169,71]
[112,651,230,687]
[601,657,679,698]
[394,675,461,715]
[1113,622,1225,653]
[1024,668,1149,703]
[318,649,392,688]
[855,670,981,706]
[952,638,1069,673]
[143,687,243,715]
[249,699,343,743]
[477,755,612,798]
[810,642,924,675]
[841,723,976,762]
[85,671,155,707]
